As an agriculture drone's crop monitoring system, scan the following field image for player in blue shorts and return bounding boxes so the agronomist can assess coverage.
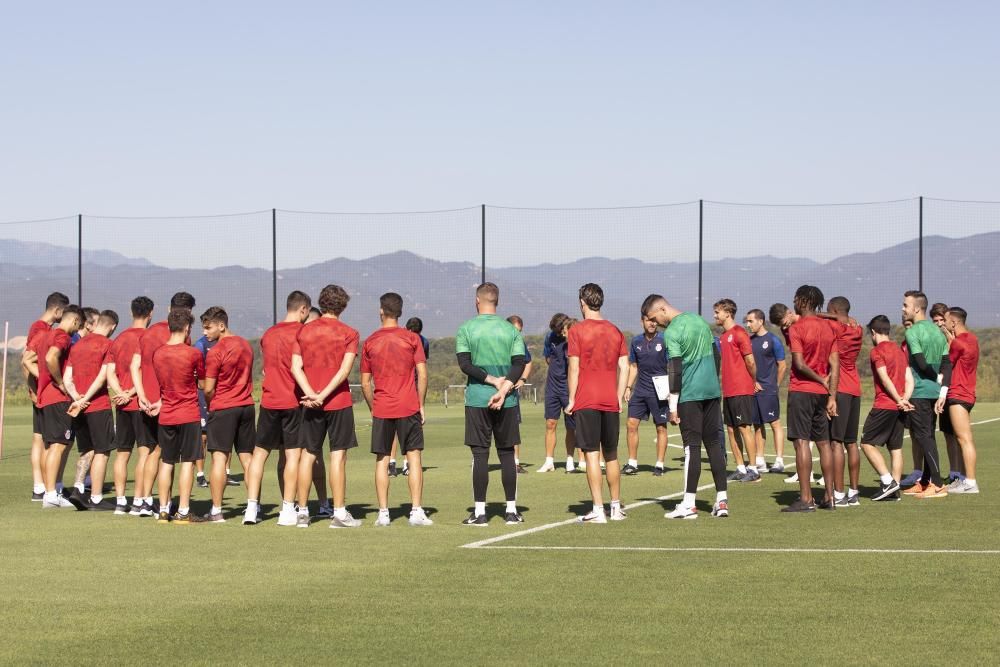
[623,310,669,476]
[192,330,216,488]
[506,316,533,473]
[745,308,787,472]
[536,314,578,472]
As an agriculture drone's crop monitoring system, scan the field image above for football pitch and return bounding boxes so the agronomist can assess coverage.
[1,402,997,665]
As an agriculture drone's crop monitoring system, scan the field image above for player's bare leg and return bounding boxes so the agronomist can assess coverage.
[815,439,839,505]
[793,439,814,504]
[654,424,668,468]
[949,405,977,491]
[209,450,228,509]
[405,449,424,508]
[31,434,46,492]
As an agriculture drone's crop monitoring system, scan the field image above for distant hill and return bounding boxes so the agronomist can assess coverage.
[0,239,152,269]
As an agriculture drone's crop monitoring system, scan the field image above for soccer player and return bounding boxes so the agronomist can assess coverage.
[64,310,119,510]
[360,292,433,526]
[506,315,533,474]
[860,315,914,501]
[388,316,431,477]
[823,297,864,507]
[192,328,217,489]
[131,291,196,516]
[900,290,950,499]
[37,305,84,509]
[536,313,578,473]
[291,284,362,529]
[67,306,101,495]
[940,307,979,494]
[23,291,69,501]
[456,282,526,526]
[623,311,670,477]
[201,307,257,523]
[781,285,840,513]
[248,291,312,527]
[151,309,206,523]
[745,308,786,472]
[643,296,728,519]
[714,299,760,483]
[566,284,628,524]
[106,296,154,515]
[929,302,963,483]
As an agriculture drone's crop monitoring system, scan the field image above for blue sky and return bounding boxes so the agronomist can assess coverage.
[1,1,997,268]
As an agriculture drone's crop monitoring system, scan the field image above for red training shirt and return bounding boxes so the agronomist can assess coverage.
[870,340,908,410]
[108,327,145,411]
[67,333,112,413]
[27,319,50,351]
[719,325,755,397]
[292,317,360,411]
[260,321,303,410]
[138,321,172,403]
[152,343,204,425]
[360,327,426,419]
[567,319,627,412]
[948,332,979,404]
[788,316,836,395]
[205,335,255,411]
[827,320,862,397]
[37,329,74,408]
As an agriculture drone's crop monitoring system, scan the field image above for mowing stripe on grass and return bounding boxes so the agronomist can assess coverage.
[472,546,1000,555]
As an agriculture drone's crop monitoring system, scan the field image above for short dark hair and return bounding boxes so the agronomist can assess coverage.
[131,296,154,318]
[405,317,423,334]
[476,282,499,305]
[99,309,119,328]
[828,296,851,315]
[947,306,968,324]
[640,294,665,317]
[868,314,891,336]
[747,308,766,321]
[380,292,403,319]
[170,291,196,310]
[769,303,789,326]
[549,312,570,333]
[200,306,228,327]
[793,285,825,313]
[45,292,70,310]
[579,283,604,310]
[929,302,949,320]
[61,304,84,323]
[82,307,100,324]
[168,308,194,333]
[713,298,737,317]
[318,284,350,315]
[309,307,321,318]
[286,290,311,312]
[904,290,928,312]
[506,315,523,328]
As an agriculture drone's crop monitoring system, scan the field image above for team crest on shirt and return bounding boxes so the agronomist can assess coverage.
[65,429,72,440]
[763,341,769,349]
[655,344,662,352]
[727,334,733,343]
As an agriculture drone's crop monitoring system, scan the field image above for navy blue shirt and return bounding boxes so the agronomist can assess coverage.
[750,330,785,395]
[193,335,218,423]
[628,332,669,397]
[543,331,568,396]
[419,335,430,360]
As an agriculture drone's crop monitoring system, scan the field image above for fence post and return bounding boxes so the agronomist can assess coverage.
[698,200,703,317]
[918,196,923,292]
[77,214,83,305]
[481,204,486,285]
[272,208,278,325]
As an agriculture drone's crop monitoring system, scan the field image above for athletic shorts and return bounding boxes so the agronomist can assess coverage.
[677,398,723,448]
[786,391,831,443]
[256,407,303,450]
[939,400,974,435]
[206,405,257,455]
[114,409,142,451]
[515,402,522,425]
[136,412,159,447]
[909,398,938,443]
[300,407,358,456]
[544,390,576,429]
[752,392,781,425]
[574,409,620,455]
[628,393,668,425]
[371,414,424,455]
[861,408,906,451]
[831,393,861,444]
[158,422,202,465]
[41,402,74,446]
[723,395,756,427]
[32,405,44,434]
[464,406,520,450]
[75,410,116,454]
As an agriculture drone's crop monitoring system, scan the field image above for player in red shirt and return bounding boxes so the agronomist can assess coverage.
[151,309,206,523]
[781,286,840,513]
[940,307,980,494]
[105,297,154,514]
[360,292,432,527]
[64,310,119,510]
[130,291,195,516]
[291,284,362,529]
[21,291,70,501]
[860,315,914,501]
[821,297,864,506]
[566,283,629,524]
[38,305,84,509]
[929,302,964,483]
[714,299,760,482]
[247,291,312,527]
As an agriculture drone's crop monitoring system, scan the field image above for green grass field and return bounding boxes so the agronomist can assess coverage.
[1,401,997,665]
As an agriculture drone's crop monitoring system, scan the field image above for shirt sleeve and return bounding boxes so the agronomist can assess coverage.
[566,327,579,358]
[771,334,786,361]
[618,331,628,358]
[872,347,886,370]
[205,347,221,379]
[543,332,553,359]
[359,341,372,374]
[523,346,532,363]
[628,339,637,363]
[904,327,922,356]
[788,324,804,355]
[510,330,526,358]
[455,323,470,355]
[664,324,682,359]
[194,351,206,380]
[346,328,360,355]
[414,334,427,364]
[736,329,753,357]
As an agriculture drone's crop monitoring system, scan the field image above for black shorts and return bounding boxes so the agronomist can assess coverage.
[300,407,358,456]
[372,414,424,455]
[574,409,620,455]
[723,395,756,427]
[206,405,257,455]
[861,408,906,451]
[909,398,938,442]
[939,400,974,435]
[114,409,142,451]
[136,412,159,447]
[41,402,74,446]
[677,398,724,448]
[830,393,861,444]
[752,393,781,425]
[33,405,44,434]
[628,393,669,425]
[158,422,202,465]
[256,407,303,450]
[75,410,116,454]
[544,391,576,430]
[465,406,520,450]
[786,391,831,443]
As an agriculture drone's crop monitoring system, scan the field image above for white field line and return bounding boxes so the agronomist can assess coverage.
[473,546,1000,555]
[462,416,1000,551]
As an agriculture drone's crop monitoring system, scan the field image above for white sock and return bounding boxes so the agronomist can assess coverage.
[282,501,295,512]
[211,505,222,515]
[145,496,153,505]
[749,465,758,473]
[474,501,486,517]
[91,494,102,504]
[333,507,348,519]
[297,505,309,516]
[116,496,127,505]
[655,460,664,469]
[737,464,747,474]
[196,472,205,478]
[132,497,142,507]
[683,492,697,507]
[756,458,767,469]
[849,488,858,496]
[226,468,231,475]
[833,491,845,501]
[628,458,638,468]
[610,500,621,510]
[178,506,189,516]
[545,457,554,465]
[880,473,893,485]
[592,502,603,515]
[379,507,390,515]
[506,501,517,513]
[33,483,45,494]
[389,458,396,465]
[75,483,85,493]
[515,458,520,466]
[565,457,575,467]
[775,457,784,465]
[411,506,422,514]
[716,490,728,503]
[44,491,58,502]
[966,478,977,485]
[247,499,259,510]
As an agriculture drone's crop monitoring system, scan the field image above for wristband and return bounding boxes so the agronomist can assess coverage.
[939,386,949,401]
[668,394,679,414]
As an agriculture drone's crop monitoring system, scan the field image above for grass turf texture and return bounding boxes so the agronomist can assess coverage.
[1,401,997,665]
